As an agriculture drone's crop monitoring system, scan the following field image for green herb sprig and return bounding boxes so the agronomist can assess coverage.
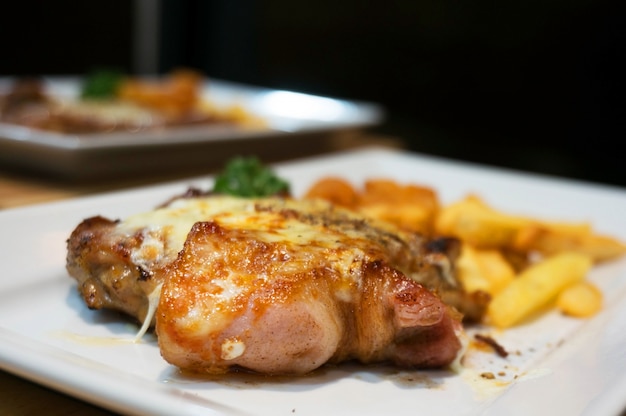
[213,156,290,197]
[80,69,124,100]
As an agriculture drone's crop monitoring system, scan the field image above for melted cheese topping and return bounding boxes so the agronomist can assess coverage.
[116,195,408,313]
[135,282,163,341]
[121,196,373,256]
[119,197,257,266]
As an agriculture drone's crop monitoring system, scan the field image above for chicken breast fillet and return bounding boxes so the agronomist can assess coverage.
[67,194,469,375]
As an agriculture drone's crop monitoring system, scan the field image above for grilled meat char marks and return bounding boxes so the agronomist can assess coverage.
[66,196,472,375]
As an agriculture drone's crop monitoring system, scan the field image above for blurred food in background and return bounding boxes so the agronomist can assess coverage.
[0,69,263,135]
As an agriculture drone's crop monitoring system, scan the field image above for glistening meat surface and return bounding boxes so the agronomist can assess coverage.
[66,195,469,375]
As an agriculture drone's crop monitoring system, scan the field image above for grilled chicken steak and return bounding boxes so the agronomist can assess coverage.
[67,194,473,375]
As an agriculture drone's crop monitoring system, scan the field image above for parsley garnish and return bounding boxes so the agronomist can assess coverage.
[213,157,290,197]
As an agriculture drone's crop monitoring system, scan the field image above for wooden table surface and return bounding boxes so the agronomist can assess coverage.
[0,132,404,415]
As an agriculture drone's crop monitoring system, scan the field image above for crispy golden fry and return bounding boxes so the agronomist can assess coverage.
[435,195,531,248]
[513,223,626,263]
[360,179,438,210]
[357,179,439,234]
[457,244,515,296]
[304,178,439,235]
[556,281,603,318]
[486,252,593,328]
[303,177,358,208]
[358,204,434,235]
[436,195,626,264]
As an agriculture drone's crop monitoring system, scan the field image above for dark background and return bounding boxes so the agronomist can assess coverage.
[3,0,625,187]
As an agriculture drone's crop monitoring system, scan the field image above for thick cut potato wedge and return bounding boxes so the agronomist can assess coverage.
[456,244,515,296]
[556,281,603,318]
[305,178,439,235]
[303,177,359,208]
[514,223,626,263]
[487,252,593,328]
[435,195,531,248]
[358,179,439,234]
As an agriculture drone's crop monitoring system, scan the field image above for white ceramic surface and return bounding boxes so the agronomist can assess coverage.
[0,147,624,416]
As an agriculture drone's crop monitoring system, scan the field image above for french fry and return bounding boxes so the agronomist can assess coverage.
[514,223,626,263]
[456,244,515,295]
[358,204,434,235]
[303,177,358,208]
[486,252,593,328]
[435,195,531,248]
[556,281,603,318]
[305,178,440,235]
[437,195,626,263]
[358,179,439,234]
[361,179,438,209]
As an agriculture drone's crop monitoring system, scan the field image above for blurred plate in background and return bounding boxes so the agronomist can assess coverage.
[0,77,383,179]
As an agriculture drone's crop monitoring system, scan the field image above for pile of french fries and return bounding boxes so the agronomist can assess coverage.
[304,177,626,328]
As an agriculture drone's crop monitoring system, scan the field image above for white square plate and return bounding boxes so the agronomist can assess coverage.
[0,147,625,415]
